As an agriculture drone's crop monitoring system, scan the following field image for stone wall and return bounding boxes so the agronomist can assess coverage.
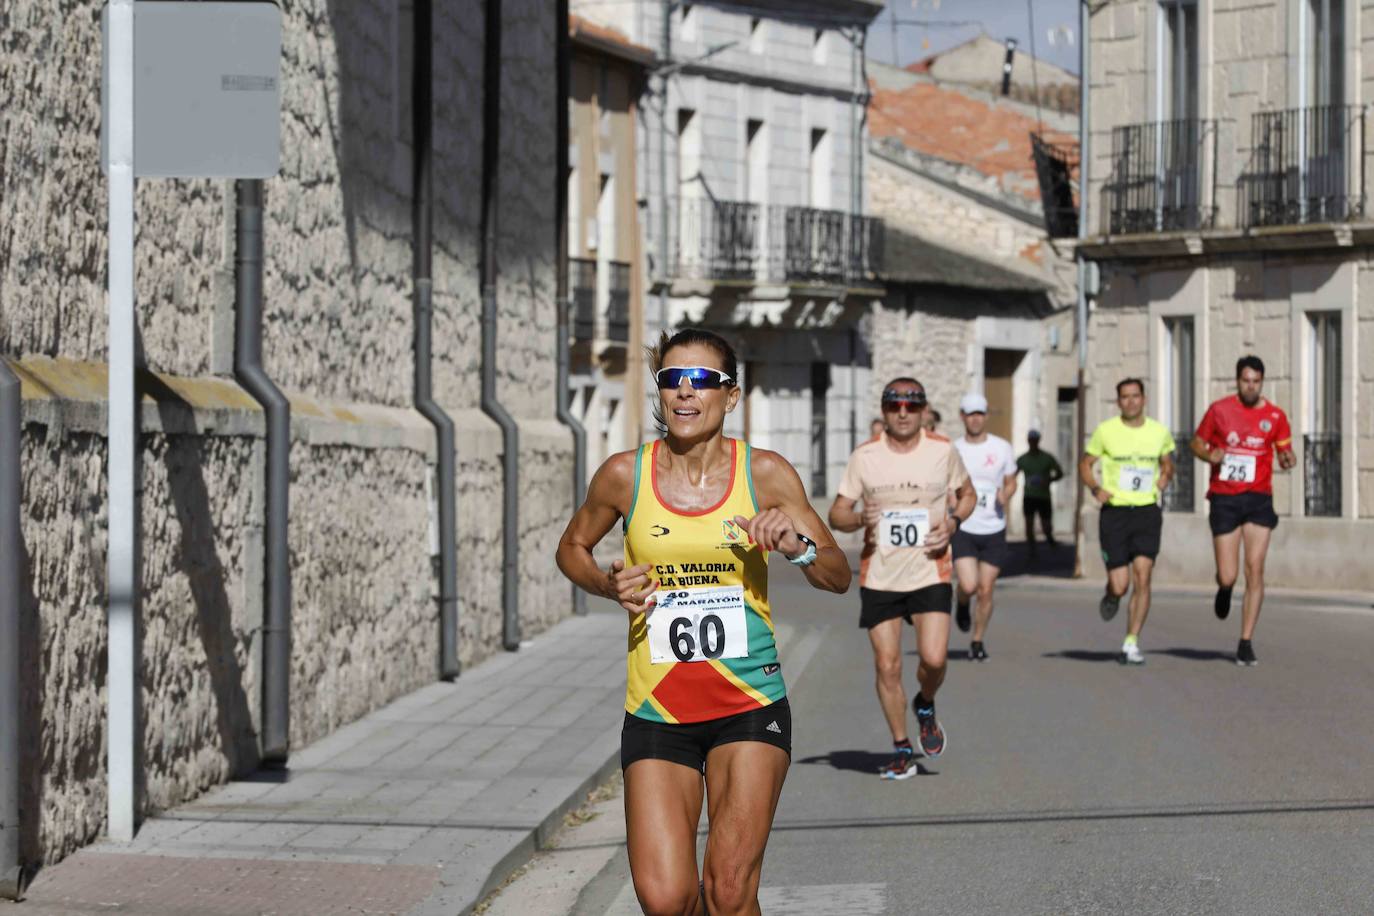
[2,0,573,868]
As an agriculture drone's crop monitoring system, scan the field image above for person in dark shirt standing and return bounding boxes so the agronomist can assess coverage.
[1016,430,1064,560]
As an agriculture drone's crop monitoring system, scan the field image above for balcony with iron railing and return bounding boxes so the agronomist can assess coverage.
[569,256,631,347]
[1241,105,1366,228]
[668,196,883,286]
[1103,119,1218,235]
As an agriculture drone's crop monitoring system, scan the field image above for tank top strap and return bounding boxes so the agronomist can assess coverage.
[622,443,651,533]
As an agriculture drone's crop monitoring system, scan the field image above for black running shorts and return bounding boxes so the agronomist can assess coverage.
[1208,492,1279,536]
[859,583,953,629]
[621,698,791,773]
[951,528,1008,568]
[1098,504,1163,569]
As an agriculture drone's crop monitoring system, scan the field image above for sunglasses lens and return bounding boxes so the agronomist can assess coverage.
[658,368,725,390]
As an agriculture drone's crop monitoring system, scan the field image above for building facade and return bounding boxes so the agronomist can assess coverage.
[1081,0,1371,589]
[865,55,1081,540]
[568,17,654,468]
[572,0,885,498]
[1,1,573,867]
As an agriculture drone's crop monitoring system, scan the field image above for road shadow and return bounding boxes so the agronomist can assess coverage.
[1000,539,1076,579]
[796,750,936,776]
[1150,647,1234,662]
[908,648,970,660]
[1042,649,1120,663]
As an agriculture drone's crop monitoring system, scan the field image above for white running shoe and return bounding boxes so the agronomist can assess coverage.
[1119,639,1145,665]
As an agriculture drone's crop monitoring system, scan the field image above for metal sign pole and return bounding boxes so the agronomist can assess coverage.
[105,0,137,842]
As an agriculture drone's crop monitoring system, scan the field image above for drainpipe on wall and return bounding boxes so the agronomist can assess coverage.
[556,0,589,616]
[0,360,22,898]
[411,0,461,674]
[480,0,522,651]
[658,1,671,341]
[234,180,292,763]
[1073,0,1092,579]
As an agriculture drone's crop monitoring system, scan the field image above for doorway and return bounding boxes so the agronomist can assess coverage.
[983,349,1024,442]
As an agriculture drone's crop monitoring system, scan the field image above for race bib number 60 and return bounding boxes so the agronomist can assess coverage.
[648,585,749,664]
[881,508,930,548]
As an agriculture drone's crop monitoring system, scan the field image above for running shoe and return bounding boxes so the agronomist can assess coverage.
[913,699,946,757]
[1099,592,1121,621]
[1235,640,1258,667]
[1214,586,1233,620]
[879,744,917,780]
[969,641,988,662]
[1119,638,1145,665]
[955,598,972,633]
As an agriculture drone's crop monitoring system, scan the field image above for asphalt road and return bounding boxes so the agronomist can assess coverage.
[481,564,1374,916]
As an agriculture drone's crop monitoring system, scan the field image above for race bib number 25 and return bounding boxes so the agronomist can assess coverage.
[881,508,930,548]
[648,585,749,664]
[1221,453,1257,483]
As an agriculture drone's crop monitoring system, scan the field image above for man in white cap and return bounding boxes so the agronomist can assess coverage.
[951,393,1019,661]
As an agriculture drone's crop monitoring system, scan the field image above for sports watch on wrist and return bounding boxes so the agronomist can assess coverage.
[787,532,818,567]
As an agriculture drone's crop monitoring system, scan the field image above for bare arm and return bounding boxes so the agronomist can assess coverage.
[828,494,880,534]
[555,452,661,615]
[1191,435,1221,464]
[743,450,851,594]
[999,472,1018,507]
[1079,453,1110,505]
[926,479,976,554]
[1277,447,1296,470]
[1158,450,1176,493]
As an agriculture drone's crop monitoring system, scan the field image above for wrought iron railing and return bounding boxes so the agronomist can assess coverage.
[670,197,883,285]
[1162,432,1195,512]
[1105,119,1217,234]
[673,197,761,280]
[1030,133,1079,238]
[1242,105,1366,227]
[1304,432,1342,517]
[606,260,631,343]
[570,257,597,341]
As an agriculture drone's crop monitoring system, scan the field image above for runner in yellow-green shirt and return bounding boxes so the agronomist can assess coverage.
[1078,378,1176,665]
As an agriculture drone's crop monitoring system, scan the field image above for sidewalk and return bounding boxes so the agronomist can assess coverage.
[6,609,629,916]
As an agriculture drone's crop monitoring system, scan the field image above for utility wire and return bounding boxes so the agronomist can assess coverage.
[1026,0,1044,131]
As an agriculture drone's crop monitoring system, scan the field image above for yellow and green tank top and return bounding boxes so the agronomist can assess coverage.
[623,438,785,724]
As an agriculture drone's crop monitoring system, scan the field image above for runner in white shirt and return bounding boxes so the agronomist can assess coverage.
[951,394,1019,661]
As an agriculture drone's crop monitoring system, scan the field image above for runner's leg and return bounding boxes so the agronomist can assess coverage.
[701,742,789,916]
[867,618,909,742]
[915,611,950,701]
[954,556,979,606]
[970,561,1000,642]
[1213,528,1242,590]
[1239,522,1273,641]
[625,760,706,916]
[1024,501,1038,554]
[1106,564,1130,599]
[1126,555,1154,638]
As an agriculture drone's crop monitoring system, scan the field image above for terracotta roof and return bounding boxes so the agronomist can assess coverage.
[569,15,655,66]
[868,79,1076,204]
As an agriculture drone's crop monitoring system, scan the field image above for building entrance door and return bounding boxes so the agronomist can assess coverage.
[983,349,1023,441]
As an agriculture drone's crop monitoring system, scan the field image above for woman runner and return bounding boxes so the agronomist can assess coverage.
[556,328,850,916]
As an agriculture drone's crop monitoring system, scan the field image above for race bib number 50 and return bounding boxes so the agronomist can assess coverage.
[881,508,930,548]
[648,585,749,664]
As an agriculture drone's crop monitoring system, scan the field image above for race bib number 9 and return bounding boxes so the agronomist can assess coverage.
[1118,465,1155,493]
[881,508,930,548]
[1221,453,1257,483]
[648,585,748,664]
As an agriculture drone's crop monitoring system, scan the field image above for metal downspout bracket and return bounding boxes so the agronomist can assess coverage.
[1,359,23,897]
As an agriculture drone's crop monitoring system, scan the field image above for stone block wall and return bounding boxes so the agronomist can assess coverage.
[2,0,573,868]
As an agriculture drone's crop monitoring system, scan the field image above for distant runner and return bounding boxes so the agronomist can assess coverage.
[870,417,885,442]
[1078,378,1176,665]
[951,394,1018,661]
[556,328,850,914]
[829,379,975,779]
[1190,355,1295,667]
[1016,430,1064,560]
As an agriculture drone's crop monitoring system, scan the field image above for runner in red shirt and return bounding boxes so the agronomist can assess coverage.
[1190,355,1295,666]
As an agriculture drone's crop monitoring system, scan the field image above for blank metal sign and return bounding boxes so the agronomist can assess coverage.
[101,1,281,178]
